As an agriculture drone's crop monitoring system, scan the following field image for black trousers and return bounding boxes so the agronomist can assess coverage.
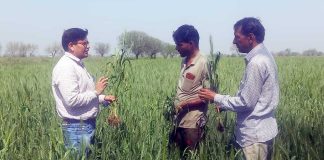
[174,127,205,157]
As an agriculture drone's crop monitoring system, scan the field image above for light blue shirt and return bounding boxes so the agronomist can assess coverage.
[214,43,279,147]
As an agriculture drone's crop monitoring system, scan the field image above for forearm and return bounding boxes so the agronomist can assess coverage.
[214,94,253,112]
[180,98,206,110]
[63,91,98,108]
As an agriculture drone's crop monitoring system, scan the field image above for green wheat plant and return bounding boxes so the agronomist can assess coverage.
[0,55,323,159]
[206,35,226,132]
[105,44,132,127]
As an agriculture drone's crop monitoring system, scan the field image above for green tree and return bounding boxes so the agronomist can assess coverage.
[5,42,38,57]
[94,42,110,57]
[119,31,167,59]
[143,37,162,59]
[302,49,323,56]
[46,42,64,57]
[119,31,147,59]
[161,43,177,58]
[5,42,20,57]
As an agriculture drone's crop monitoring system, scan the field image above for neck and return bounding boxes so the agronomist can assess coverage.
[68,50,83,60]
[186,49,199,65]
[251,42,260,50]
[246,42,260,54]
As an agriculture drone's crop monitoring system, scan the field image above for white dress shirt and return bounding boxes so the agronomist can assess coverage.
[214,43,279,147]
[52,52,105,120]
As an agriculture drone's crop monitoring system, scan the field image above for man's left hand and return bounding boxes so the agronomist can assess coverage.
[175,102,185,114]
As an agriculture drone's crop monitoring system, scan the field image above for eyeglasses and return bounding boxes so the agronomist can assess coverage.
[75,41,89,47]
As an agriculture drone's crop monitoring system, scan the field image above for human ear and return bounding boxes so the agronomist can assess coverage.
[248,33,256,41]
[189,41,197,47]
[68,42,74,52]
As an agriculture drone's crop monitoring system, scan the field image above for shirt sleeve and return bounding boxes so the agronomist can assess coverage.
[56,66,98,108]
[98,95,105,103]
[214,62,264,112]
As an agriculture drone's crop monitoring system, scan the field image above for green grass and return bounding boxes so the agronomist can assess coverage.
[0,56,323,159]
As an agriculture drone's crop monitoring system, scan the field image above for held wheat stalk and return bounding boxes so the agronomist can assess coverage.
[105,38,132,127]
[206,35,225,132]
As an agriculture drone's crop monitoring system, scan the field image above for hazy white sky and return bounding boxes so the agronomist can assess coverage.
[0,0,323,55]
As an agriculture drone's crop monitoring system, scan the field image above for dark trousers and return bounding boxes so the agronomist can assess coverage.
[175,127,205,157]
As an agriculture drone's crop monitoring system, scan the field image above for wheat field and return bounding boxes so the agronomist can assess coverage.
[0,56,323,159]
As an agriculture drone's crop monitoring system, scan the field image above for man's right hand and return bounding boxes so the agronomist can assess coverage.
[95,77,108,95]
[104,95,116,103]
[198,88,216,102]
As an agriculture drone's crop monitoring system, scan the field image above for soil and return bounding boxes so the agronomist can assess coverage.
[107,115,122,127]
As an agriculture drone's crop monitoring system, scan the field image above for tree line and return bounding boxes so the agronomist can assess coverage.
[0,31,323,58]
[0,31,177,59]
[118,31,177,59]
[274,48,324,56]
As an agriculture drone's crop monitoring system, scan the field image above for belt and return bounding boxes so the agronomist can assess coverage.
[62,118,96,124]
[181,104,208,112]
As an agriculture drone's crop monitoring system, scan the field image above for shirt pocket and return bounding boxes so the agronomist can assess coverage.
[182,77,195,92]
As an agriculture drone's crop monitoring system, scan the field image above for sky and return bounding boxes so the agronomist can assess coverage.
[0,0,324,56]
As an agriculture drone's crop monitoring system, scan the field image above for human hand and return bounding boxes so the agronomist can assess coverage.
[175,102,185,114]
[215,104,226,113]
[104,95,116,103]
[198,88,216,102]
[95,77,108,95]
[216,105,222,113]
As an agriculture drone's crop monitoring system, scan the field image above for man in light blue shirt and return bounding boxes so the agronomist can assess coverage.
[198,17,279,160]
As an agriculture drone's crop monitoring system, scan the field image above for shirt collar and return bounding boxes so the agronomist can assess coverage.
[184,52,202,67]
[191,52,202,65]
[244,43,264,64]
[65,52,84,66]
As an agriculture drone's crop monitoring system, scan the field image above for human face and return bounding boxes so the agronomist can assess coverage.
[69,38,90,59]
[233,27,252,53]
[175,41,193,57]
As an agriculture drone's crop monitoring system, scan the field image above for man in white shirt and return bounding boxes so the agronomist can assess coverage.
[198,17,279,160]
[52,28,115,155]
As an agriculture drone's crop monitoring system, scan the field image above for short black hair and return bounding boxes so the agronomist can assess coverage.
[61,28,88,51]
[172,24,199,46]
[234,17,265,43]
